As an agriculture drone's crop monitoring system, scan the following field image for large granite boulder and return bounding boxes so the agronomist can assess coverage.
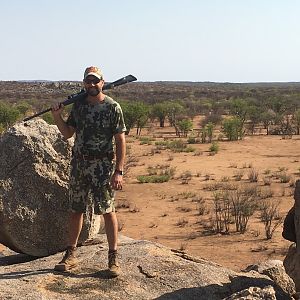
[0,119,100,256]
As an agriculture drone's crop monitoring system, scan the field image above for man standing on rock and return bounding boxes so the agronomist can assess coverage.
[51,66,126,277]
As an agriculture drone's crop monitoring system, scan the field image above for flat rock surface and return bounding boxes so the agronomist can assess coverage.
[0,235,291,300]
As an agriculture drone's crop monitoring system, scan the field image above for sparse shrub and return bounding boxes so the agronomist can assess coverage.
[115,199,131,209]
[167,154,174,161]
[149,222,158,228]
[278,166,288,172]
[129,205,140,213]
[204,174,211,181]
[247,168,259,182]
[197,198,206,215]
[229,163,238,168]
[259,187,274,199]
[289,177,296,187]
[222,182,238,191]
[178,191,197,199]
[204,181,237,191]
[221,176,230,182]
[137,174,171,183]
[137,164,176,183]
[193,150,203,156]
[187,137,200,144]
[212,191,231,233]
[262,176,272,186]
[217,133,224,141]
[278,172,291,183]
[139,136,153,145]
[191,195,203,202]
[179,171,193,184]
[170,196,179,202]
[259,199,283,239]
[169,139,185,151]
[177,207,192,213]
[187,232,197,240]
[242,183,260,200]
[230,189,257,233]
[179,242,188,251]
[234,170,244,181]
[176,218,189,227]
[118,218,125,231]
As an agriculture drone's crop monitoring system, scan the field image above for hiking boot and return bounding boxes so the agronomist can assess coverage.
[107,250,120,277]
[54,246,77,272]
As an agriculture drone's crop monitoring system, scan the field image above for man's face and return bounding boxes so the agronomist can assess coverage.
[84,75,104,96]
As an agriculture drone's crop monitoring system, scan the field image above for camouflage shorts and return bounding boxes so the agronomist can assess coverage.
[69,157,115,215]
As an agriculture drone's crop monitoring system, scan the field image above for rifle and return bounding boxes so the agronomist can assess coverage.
[23,74,137,122]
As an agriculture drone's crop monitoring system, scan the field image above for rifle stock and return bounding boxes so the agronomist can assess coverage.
[23,74,137,122]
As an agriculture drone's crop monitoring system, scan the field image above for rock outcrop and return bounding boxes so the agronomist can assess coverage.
[284,180,300,293]
[0,235,293,300]
[0,119,100,256]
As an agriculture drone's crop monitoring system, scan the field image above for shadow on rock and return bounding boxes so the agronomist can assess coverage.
[0,253,39,266]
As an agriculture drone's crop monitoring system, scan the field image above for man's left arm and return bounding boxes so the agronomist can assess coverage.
[111,132,126,190]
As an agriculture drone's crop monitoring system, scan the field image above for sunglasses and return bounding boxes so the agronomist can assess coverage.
[84,78,101,84]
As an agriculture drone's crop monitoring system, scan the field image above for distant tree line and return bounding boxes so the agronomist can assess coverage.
[1,82,300,141]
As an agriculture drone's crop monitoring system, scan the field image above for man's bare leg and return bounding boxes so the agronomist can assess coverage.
[69,211,84,247]
[103,211,120,276]
[54,211,83,271]
[103,211,118,251]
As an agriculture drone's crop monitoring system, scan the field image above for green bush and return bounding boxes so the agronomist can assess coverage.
[0,102,20,129]
[139,136,153,145]
[137,174,171,183]
[42,112,55,125]
[209,142,219,153]
[222,117,244,141]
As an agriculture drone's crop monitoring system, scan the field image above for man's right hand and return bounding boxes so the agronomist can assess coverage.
[51,103,64,118]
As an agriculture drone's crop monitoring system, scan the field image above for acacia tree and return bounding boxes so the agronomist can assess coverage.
[120,101,149,135]
[260,109,276,135]
[267,96,298,135]
[177,119,193,137]
[201,122,214,143]
[229,98,248,127]
[247,105,262,135]
[222,117,244,141]
[292,109,300,135]
[150,102,170,127]
[166,102,185,136]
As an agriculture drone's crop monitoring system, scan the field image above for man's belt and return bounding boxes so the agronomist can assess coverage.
[74,152,115,161]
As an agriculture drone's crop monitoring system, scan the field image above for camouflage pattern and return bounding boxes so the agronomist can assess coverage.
[69,158,115,214]
[84,66,103,80]
[66,95,126,214]
[66,95,126,156]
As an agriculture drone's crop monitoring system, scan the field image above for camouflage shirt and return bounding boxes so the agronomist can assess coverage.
[66,95,126,156]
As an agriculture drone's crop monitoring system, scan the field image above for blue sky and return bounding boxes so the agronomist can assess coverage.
[0,0,299,82]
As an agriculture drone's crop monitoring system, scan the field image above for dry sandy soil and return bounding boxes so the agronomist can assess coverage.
[116,123,299,272]
[1,122,298,273]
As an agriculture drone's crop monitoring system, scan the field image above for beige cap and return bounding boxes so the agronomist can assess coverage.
[84,66,103,80]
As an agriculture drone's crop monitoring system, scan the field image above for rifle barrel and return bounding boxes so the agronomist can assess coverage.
[23,74,137,122]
